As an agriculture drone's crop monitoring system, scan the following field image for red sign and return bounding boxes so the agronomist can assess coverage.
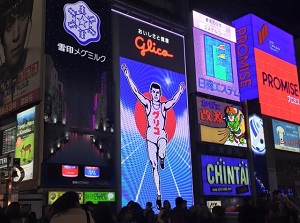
[255,48,300,123]
[62,165,78,177]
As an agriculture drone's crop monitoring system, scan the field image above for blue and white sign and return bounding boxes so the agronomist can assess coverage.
[272,119,300,153]
[63,1,101,46]
[249,115,266,155]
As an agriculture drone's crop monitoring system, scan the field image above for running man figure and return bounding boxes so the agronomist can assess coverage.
[121,63,185,209]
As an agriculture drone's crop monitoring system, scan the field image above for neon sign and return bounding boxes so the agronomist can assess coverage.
[202,155,250,196]
[134,36,174,58]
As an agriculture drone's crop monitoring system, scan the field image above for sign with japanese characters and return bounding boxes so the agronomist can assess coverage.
[43,0,113,187]
[197,97,247,147]
[193,11,236,42]
[0,0,42,117]
[193,18,240,101]
[84,192,115,203]
[15,107,36,181]
[117,10,185,74]
[116,11,193,212]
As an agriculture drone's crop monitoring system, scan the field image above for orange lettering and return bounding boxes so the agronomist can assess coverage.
[134,36,174,58]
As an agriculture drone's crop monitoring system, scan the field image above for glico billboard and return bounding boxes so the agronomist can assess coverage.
[193,11,240,101]
[115,10,193,210]
[201,155,250,196]
[233,14,300,124]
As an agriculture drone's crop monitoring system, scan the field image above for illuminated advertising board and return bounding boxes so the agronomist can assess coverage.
[233,14,296,65]
[255,49,300,123]
[116,11,193,210]
[197,97,247,147]
[272,119,300,153]
[192,11,236,42]
[0,0,42,117]
[249,114,269,194]
[232,14,297,102]
[41,163,113,187]
[201,155,250,196]
[249,114,266,155]
[84,192,115,203]
[207,201,221,212]
[15,107,35,181]
[193,14,239,101]
[48,191,83,205]
[43,0,113,187]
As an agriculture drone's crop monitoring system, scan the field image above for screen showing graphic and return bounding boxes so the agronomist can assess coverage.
[249,114,266,155]
[0,0,42,117]
[232,14,297,102]
[62,165,78,177]
[193,27,239,101]
[120,57,193,210]
[43,0,114,188]
[15,107,35,181]
[48,191,83,205]
[204,35,233,82]
[2,126,16,154]
[272,119,300,153]
[84,166,100,178]
[197,97,247,147]
[255,48,300,124]
[42,163,113,187]
[201,155,250,196]
[84,192,115,203]
[233,14,296,65]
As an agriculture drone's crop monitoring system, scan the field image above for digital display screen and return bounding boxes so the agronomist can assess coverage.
[201,155,250,196]
[48,191,83,205]
[232,13,297,102]
[84,166,100,178]
[117,11,193,211]
[62,165,79,177]
[120,56,193,210]
[249,114,266,155]
[42,163,113,187]
[15,107,35,181]
[255,49,300,124]
[197,97,247,147]
[272,119,300,153]
[43,0,114,188]
[192,11,236,42]
[233,14,296,65]
[193,28,239,101]
[2,126,16,154]
[84,192,115,203]
[0,0,42,117]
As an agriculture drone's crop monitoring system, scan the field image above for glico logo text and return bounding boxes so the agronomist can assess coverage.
[134,36,174,58]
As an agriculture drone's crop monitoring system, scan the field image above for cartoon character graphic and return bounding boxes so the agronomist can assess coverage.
[200,104,246,147]
[224,106,245,145]
[276,125,285,146]
[121,63,185,209]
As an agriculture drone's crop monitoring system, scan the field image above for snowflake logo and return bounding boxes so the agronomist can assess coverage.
[63,1,101,46]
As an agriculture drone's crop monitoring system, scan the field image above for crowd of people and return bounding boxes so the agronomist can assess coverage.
[238,190,300,223]
[0,190,300,223]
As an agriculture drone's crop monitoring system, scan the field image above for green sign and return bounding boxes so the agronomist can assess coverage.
[84,192,115,203]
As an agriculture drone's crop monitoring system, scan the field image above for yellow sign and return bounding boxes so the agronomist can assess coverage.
[48,191,84,205]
